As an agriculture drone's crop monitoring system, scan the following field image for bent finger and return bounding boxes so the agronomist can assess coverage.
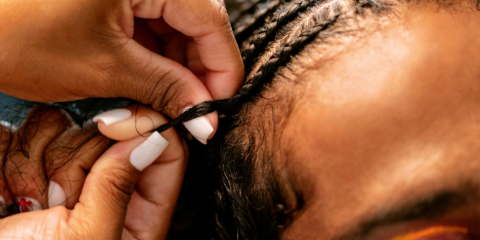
[95,105,165,141]
[5,105,73,210]
[45,125,110,209]
[123,109,186,239]
[94,104,214,144]
[118,41,217,144]
[68,131,168,239]
[132,0,244,100]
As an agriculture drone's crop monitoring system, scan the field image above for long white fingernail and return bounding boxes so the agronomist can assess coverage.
[17,196,42,212]
[93,109,131,126]
[48,181,66,208]
[130,131,169,171]
[182,107,214,145]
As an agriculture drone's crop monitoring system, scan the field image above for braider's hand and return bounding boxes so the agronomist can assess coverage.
[0,105,186,239]
[0,0,244,143]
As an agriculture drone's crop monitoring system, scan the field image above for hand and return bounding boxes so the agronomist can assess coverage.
[0,105,186,239]
[0,0,244,140]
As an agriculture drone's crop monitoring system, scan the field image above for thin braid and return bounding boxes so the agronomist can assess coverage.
[232,0,269,31]
[217,15,341,239]
[241,13,341,103]
[233,0,283,45]
[242,0,321,75]
[153,14,340,134]
[355,0,388,14]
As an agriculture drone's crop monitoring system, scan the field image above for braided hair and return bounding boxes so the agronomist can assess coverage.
[153,14,339,134]
[233,0,283,45]
[2,0,478,238]
[160,0,396,239]
[152,0,378,140]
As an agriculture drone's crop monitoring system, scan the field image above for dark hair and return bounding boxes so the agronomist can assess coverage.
[165,0,480,238]
[163,0,394,239]
[1,0,479,239]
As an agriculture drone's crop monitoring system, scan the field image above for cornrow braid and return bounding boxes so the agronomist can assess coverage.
[233,0,283,45]
[153,0,344,135]
[241,0,321,75]
[214,13,343,240]
[355,0,389,15]
[153,13,341,135]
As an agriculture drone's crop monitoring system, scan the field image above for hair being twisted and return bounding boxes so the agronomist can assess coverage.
[153,10,340,135]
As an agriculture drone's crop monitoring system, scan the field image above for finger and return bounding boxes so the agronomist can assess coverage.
[5,105,73,210]
[159,31,188,67]
[123,109,186,239]
[94,104,214,144]
[144,18,188,66]
[95,105,164,141]
[132,0,244,100]
[119,40,217,144]
[0,123,13,214]
[186,39,209,79]
[133,18,162,55]
[0,206,69,239]
[145,18,174,35]
[68,131,168,239]
[44,125,110,209]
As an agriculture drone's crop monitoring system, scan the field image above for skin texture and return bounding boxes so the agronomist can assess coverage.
[0,0,245,141]
[281,6,480,239]
[0,105,186,239]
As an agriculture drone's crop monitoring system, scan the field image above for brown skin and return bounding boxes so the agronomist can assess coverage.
[0,0,245,139]
[282,6,480,239]
[0,106,186,239]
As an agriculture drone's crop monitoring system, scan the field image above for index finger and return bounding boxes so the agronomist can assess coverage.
[132,0,244,100]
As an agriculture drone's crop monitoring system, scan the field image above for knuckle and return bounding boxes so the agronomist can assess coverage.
[207,0,230,26]
[89,55,125,98]
[100,165,136,205]
[2,106,72,199]
[189,0,231,37]
[140,67,190,115]
[67,211,94,240]
[214,1,230,26]
[16,207,70,239]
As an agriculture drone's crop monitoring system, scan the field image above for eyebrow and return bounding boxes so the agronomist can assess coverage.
[334,181,480,240]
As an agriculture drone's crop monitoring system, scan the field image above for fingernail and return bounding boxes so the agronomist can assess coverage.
[48,181,66,208]
[182,107,214,145]
[0,120,16,131]
[93,109,131,126]
[17,196,42,212]
[0,121,12,128]
[130,131,169,171]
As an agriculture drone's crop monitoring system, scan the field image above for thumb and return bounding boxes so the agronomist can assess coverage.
[115,39,218,144]
[67,132,168,239]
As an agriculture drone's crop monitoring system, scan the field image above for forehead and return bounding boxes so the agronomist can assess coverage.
[282,7,480,239]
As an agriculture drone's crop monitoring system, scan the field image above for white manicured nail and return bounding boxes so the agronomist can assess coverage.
[0,121,12,128]
[93,109,131,126]
[182,107,214,144]
[130,131,169,171]
[0,120,16,131]
[48,181,66,208]
[17,196,42,212]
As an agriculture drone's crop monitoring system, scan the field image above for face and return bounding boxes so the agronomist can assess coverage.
[282,6,480,239]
